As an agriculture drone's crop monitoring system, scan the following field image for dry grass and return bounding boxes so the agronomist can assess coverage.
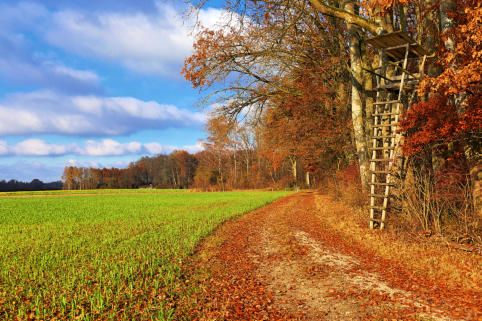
[313,193,481,292]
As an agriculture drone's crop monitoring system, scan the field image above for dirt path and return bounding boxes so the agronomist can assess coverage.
[180,192,481,320]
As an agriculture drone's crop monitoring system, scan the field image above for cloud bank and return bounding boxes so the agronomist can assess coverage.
[44,3,228,75]
[0,2,103,94]
[0,1,229,79]
[0,138,204,157]
[0,90,206,136]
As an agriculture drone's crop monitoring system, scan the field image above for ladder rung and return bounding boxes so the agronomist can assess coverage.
[389,57,423,64]
[369,158,394,162]
[373,112,399,116]
[389,73,421,81]
[369,206,387,210]
[370,194,392,198]
[371,182,396,186]
[373,123,398,128]
[375,86,399,91]
[369,147,395,150]
[369,218,384,222]
[373,100,400,105]
[376,82,417,90]
[370,170,392,174]
[370,135,396,139]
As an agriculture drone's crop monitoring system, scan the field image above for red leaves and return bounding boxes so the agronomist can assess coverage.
[399,96,458,155]
[400,0,482,158]
[400,92,481,157]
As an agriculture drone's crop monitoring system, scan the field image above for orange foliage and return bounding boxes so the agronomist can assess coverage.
[400,0,481,156]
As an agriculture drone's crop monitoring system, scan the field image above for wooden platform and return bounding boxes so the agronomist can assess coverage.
[366,32,427,230]
[366,31,428,60]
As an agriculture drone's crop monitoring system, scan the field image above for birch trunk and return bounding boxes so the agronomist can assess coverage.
[290,157,297,184]
[345,1,369,192]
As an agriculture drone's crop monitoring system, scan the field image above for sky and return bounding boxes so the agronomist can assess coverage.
[0,0,227,182]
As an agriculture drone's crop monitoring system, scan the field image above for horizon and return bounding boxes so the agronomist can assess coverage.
[0,1,226,182]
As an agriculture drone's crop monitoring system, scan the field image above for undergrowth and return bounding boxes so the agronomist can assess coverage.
[318,166,481,291]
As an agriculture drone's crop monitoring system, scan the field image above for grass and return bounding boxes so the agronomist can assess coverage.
[0,190,290,320]
[0,189,189,196]
[313,193,481,292]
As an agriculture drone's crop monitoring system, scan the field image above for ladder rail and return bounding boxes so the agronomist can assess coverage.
[367,32,428,231]
[379,43,410,230]
[369,63,382,230]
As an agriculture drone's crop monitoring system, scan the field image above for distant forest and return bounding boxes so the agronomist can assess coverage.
[0,179,63,192]
[62,151,199,190]
[61,117,331,191]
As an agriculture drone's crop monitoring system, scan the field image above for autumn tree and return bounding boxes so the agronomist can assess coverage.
[62,166,75,190]
[172,150,199,188]
[185,0,480,192]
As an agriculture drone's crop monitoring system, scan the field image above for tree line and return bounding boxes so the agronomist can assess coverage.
[62,151,197,190]
[63,0,480,234]
[183,0,480,191]
[180,0,480,234]
[0,179,63,192]
[62,115,340,191]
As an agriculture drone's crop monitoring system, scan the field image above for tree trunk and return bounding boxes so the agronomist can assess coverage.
[345,1,369,192]
[440,0,455,51]
[470,165,482,217]
[234,152,237,188]
[305,171,310,187]
[218,151,224,191]
[290,157,297,185]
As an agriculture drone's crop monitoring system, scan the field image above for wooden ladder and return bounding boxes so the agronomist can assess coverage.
[366,34,427,230]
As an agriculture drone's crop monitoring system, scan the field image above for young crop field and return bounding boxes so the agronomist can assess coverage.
[0,190,289,320]
[0,189,189,196]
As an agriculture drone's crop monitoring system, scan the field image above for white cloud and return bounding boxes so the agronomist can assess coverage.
[0,2,48,31]
[182,141,204,154]
[83,139,142,156]
[0,139,204,157]
[0,140,8,155]
[49,62,99,83]
[66,159,101,168]
[143,141,203,155]
[0,47,103,94]
[0,1,236,90]
[143,142,176,155]
[0,4,102,95]
[0,90,206,136]
[44,2,229,75]
[11,139,72,156]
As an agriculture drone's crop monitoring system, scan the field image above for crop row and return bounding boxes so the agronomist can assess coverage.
[0,191,289,320]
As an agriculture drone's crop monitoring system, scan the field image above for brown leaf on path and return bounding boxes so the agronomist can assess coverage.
[176,192,482,320]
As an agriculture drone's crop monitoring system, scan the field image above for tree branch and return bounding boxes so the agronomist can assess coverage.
[307,0,382,34]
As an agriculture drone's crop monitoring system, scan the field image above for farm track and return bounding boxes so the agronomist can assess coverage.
[180,192,481,320]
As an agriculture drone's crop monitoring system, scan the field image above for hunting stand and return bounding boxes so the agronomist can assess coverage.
[365,32,428,230]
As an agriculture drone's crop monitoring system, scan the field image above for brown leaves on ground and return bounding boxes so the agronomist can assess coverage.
[177,192,481,320]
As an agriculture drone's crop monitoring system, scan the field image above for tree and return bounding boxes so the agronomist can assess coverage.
[185,0,478,193]
[172,150,199,188]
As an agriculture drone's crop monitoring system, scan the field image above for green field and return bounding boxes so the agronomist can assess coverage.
[0,189,189,196]
[0,190,289,320]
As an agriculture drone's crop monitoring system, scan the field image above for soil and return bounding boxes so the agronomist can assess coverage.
[178,192,481,320]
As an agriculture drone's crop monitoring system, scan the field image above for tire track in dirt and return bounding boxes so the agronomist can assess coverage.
[179,192,481,320]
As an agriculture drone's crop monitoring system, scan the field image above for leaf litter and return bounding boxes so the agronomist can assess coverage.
[178,192,481,320]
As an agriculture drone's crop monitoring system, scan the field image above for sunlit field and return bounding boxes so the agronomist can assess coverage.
[0,190,289,320]
[0,189,189,196]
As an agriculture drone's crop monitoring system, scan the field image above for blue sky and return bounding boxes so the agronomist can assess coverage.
[0,0,227,182]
